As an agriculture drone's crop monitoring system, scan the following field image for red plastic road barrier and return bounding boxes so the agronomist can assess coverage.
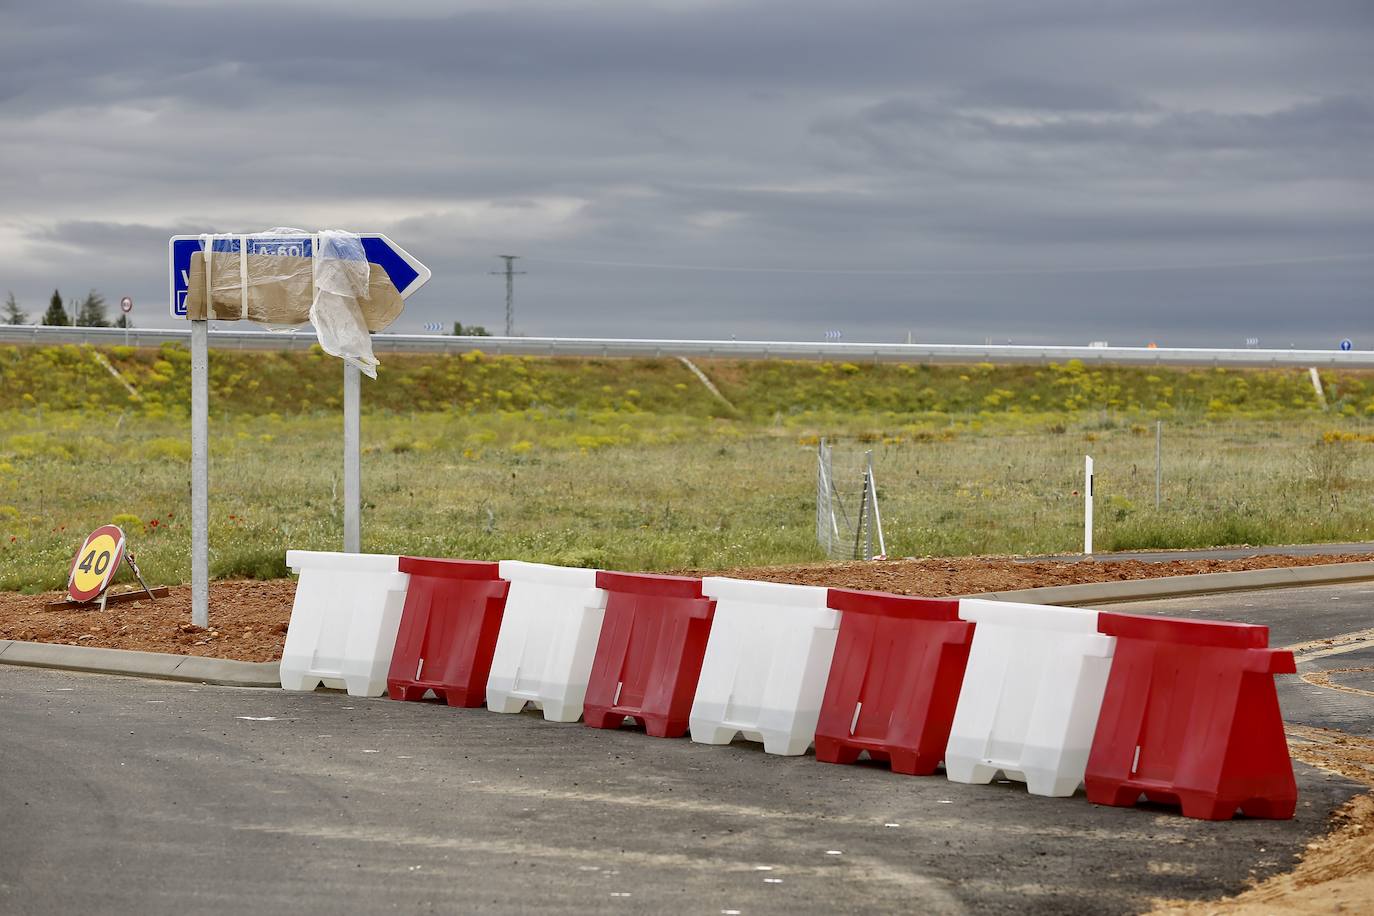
[1085,612,1297,820]
[386,557,510,706]
[815,589,973,775]
[583,571,715,738]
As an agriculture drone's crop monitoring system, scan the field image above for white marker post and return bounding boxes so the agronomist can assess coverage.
[1155,421,1162,509]
[1083,455,1094,556]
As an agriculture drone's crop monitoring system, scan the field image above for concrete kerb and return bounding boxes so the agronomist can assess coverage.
[968,560,1374,606]
[5,560,1374,689]
[0,639,280,688]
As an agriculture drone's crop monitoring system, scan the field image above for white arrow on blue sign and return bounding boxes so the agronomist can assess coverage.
[167,233,431,318]
[423,322,443,332]
[1341,339,1353,351]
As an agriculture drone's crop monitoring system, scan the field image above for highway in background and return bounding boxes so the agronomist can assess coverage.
[4,324,1374,368]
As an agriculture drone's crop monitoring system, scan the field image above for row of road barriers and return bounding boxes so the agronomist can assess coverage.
[279,549,1297,822]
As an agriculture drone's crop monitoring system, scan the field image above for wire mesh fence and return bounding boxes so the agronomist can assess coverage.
[816,438,887,561]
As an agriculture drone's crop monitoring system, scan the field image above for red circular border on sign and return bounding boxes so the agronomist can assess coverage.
[67,524,127,603]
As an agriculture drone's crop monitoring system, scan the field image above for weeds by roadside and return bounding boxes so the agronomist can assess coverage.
[7,348,1374,590]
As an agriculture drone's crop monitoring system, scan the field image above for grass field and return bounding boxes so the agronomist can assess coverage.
[5,342,1374,591]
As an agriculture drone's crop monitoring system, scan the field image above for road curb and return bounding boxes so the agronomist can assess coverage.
[6,561,1374,687]
[0,639,280,687]
[967,560,1374,606]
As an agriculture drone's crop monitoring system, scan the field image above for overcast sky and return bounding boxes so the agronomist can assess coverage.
[1,0,1370,345]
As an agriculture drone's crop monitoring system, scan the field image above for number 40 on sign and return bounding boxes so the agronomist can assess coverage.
[66,524,157,611]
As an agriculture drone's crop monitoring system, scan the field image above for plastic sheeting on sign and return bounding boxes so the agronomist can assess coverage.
[186,228,403,377]
[309,231,377,376]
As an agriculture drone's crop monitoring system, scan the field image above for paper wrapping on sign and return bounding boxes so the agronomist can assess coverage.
[183,229,404,378]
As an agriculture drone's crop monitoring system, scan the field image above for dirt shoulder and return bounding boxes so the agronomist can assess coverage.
[3,553,1374,662]
[1149,726,1374,915]
[0,579,293,663]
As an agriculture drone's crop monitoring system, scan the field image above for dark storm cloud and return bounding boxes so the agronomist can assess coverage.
[0,0,1370,345]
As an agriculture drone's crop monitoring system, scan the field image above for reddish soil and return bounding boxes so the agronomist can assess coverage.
[710,552,1374,597]
[0,579,294,663]
[2,553,1373,662]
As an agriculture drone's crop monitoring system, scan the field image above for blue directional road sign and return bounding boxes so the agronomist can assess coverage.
[1341,339,1353,351]
[423,322,443,332]
[168,233,430,318]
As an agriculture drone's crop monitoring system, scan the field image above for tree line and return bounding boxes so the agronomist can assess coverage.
[2,290,131,328]
[4,289,489,334]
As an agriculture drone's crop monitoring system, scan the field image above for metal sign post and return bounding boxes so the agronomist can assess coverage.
[191,319,210,627]
[120,296,133,346]
[343,362,361,553]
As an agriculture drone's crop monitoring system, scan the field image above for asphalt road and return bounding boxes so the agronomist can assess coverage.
[2,583,1371,916]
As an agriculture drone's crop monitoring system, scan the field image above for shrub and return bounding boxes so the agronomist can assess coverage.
[143,437,191,461]
[211,546,288,580]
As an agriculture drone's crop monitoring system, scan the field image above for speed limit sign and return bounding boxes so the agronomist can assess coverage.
[67,525,127,603]
[120,296,133,314]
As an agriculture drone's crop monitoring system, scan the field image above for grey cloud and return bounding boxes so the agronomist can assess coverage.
[815,96,1374,172]
[0,0,1370,347]
[951,78,1159,113]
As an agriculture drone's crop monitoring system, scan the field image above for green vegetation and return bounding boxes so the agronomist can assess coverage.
[4,342,1374,591]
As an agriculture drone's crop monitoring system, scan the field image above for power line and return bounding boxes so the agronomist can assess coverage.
[524,251,1373,278]
[490,255,526,337]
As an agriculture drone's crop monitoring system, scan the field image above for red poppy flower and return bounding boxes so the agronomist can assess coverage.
[149,519,160,529]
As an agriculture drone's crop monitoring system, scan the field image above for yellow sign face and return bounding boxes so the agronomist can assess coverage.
[71,533,119,595]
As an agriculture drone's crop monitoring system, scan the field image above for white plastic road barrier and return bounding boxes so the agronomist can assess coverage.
[944,598,1116,797]
[279,551,410,697]
[485,561,609,722]
[689,577,840,756]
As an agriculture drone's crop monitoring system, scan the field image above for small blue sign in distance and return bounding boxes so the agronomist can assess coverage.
[1341,338,1353,351]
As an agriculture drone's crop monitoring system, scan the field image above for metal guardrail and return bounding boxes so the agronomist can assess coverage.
[2,324,1372,368]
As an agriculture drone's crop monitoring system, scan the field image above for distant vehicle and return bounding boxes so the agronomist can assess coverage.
[1088,341,1110,348]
